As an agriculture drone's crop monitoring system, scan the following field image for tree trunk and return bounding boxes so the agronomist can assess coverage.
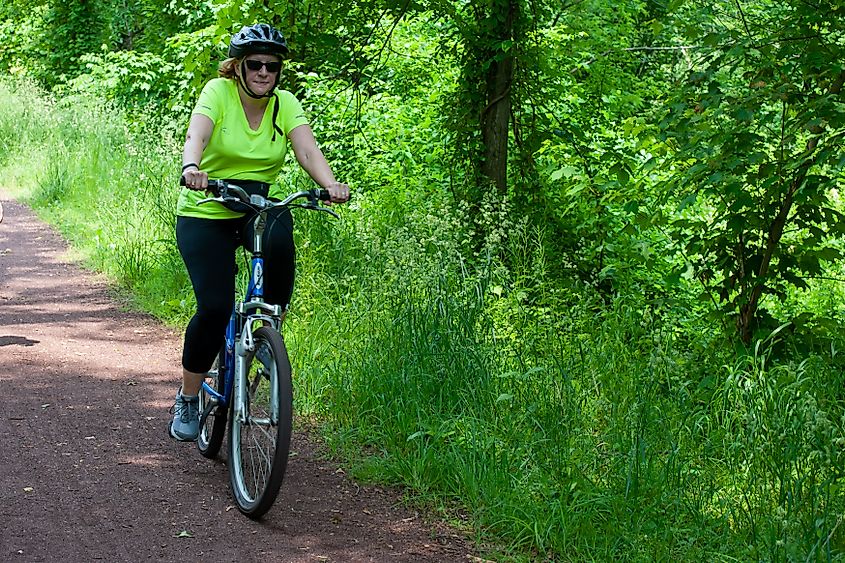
[736,70,845,344]
[479,0,517,194]
[481,54,514,193]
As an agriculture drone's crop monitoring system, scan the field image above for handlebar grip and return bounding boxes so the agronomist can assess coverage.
[317,189,331,201]
[179,175,223,196]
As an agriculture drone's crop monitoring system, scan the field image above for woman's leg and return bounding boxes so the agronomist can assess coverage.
[171,216,240,441]
[176,216,240,390]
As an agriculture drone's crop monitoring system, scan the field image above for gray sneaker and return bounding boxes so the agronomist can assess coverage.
[169,390,200,441]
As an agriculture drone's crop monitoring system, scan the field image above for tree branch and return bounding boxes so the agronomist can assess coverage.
[739,69,845,340]
[733,0,754,43]
[572,45,703,72]
[550,0,588,26]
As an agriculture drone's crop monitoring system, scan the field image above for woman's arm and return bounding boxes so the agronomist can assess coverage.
[289,124,350,203]
[181,113,214,190]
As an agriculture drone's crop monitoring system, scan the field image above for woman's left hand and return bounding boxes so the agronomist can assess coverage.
[325,182,351,204]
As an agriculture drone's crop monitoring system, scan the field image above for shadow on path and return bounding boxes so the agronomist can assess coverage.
[0,193,472,562]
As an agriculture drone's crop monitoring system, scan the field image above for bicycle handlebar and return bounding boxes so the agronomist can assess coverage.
[179,177,336,217]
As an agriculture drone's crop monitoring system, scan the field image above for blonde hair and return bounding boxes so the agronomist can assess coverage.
[218,57,239,79]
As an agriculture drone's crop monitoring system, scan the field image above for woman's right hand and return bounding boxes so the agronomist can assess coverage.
[324,181,350,204]
[182,167,209,191]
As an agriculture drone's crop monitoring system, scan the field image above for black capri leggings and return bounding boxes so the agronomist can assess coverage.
[176,209,295,374]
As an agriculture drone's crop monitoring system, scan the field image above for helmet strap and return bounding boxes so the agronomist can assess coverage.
[270,92,284,142]
[237,61,285,142]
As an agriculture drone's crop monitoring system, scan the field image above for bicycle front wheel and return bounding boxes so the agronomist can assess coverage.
[228,326,293,519]
[198,343,228,458]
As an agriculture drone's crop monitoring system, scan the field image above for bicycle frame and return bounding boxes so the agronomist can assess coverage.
[200,209,285,426]
[194,181,336,427]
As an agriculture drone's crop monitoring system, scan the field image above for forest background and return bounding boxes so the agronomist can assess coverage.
[0,0,844,560]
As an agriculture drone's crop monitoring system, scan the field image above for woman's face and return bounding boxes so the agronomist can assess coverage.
[239,54,282,96]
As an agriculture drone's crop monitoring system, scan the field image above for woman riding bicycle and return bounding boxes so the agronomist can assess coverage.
[172,23,350,441]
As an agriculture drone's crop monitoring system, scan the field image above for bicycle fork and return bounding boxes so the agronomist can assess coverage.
[233,310,282,427]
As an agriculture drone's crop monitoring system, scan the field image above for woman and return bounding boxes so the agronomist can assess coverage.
[171,23,350,441]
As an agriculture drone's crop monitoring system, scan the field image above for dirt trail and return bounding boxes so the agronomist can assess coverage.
[0,194,473,562]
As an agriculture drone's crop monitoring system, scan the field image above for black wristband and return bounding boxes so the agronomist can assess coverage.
[182,162,199,172]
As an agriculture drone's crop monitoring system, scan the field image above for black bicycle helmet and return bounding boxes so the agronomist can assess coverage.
[228,23,289,58]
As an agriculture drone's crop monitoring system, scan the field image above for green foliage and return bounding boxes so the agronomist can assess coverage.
[36,0,109,86]
[505,6,674,300]
[65,50,180,120]
[163,24,228,114]
[658,0,845,343]
[0,5,42,75]
[3,0,845,560]
[97,0,213,52]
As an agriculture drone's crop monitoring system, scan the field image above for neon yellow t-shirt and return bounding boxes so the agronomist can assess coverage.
[176,78,309,219]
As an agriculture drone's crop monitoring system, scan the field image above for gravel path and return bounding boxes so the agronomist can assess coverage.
[0,194,474,562]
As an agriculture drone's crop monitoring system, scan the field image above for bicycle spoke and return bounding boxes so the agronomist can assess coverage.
[249,421,276,442]
[228,327,292,518]
[197,344,228,458]
[242,430,273,498]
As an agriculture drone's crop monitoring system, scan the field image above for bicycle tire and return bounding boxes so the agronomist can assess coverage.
[197,344,228,458]
[228,326,293,519]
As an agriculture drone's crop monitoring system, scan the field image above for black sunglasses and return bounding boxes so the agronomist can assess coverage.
[244,59,282,73]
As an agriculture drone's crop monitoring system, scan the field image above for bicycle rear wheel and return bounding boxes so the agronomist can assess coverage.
[228,326,293,519]
[197,344,228,458]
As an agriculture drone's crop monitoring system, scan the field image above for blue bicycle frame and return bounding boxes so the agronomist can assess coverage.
[200,212,284,419]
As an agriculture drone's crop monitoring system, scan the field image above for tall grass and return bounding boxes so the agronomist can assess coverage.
[288,181,845,560]
[3,77,845,561]
[0,79,193,323]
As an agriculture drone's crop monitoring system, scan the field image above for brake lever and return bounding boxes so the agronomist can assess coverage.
[307,190,338,218]
[197,196,226,205]
[315,206,340,219]
[289,202,340,219]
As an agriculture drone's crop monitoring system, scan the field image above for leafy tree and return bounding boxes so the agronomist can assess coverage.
[98,0,211,52]
[658,0,845,343]
[430,0,531,200]
[0,1,44,73]
[522,0,670,289]
[39,0,108,85]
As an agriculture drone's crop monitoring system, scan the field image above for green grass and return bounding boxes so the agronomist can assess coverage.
[3,76,845,562]
[0,78,194,324]
[286,182,845,560]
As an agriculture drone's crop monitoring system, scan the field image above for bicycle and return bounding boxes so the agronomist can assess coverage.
[183,179,338,519]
